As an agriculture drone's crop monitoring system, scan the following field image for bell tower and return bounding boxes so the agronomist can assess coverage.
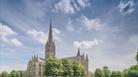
[45,20,55,59]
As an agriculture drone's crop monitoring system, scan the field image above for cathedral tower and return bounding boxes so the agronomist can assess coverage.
[45,20,55,59]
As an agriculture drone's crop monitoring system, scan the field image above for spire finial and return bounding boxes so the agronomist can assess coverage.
[48,19,53,41]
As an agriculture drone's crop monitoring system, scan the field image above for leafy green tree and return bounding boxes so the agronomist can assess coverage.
[7,70,24,77]
[95,68,103,77]
[103,66,111,77]
[62,59,74,76]
[17,71,24,77]
[122,52,138,77]
[0,71,9,77]
[127,70,138,77]
[111,71,122,77]
[129,65,138,71]
[44,57,85,77]
[9,70,20,77]
[73,61,85,76]
[44,57,63,76]
[122,69,128,77]
[127,65,138,77]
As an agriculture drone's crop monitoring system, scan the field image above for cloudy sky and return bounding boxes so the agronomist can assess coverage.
[0,0,138,72]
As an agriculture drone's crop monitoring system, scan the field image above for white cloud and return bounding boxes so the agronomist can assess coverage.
[53,28,61,41]
[0,23,17,36]
[27,29,47,44]
[1,37,23,47]
[27,28,61,44]
[76,0,90,8]
[118,0,135,15]
[73,39,103,49]
[79,16,103,31]
[53,28,61,34]
[0,23,23,47]
[55,0,75,14]
[54,0,90,14]
[10,38,23,47]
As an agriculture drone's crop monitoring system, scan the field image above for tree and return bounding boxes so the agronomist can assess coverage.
[0,71,8,77]
[44,57,86,77]
[122,69,128,77]
[9,70,20,77]
[44,57,63,76]
[95,68,103,77]
[73,61,85,76]
[17,71,24,77]
[103,66,111,77]
[122,52,138,77]
[127,65,138,77]
[136,52,138,64]
[111,71,122,77]
[127,70,138,77]
[62,59,74,76]
[7,70,24,77]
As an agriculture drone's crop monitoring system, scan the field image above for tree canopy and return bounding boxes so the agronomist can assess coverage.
[44,57,86,76]
[110,71,122,77]
[44,57,63,76]
[62,59,74,76]
[95,68,103,77]
[0,70,24,77]
[103,66,111,77]
[93,52,138,77]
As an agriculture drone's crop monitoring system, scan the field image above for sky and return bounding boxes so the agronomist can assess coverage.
[0,0,138,72]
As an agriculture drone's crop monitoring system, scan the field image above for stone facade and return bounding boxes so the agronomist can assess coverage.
[24,56,44,77]
[24,21,89,77]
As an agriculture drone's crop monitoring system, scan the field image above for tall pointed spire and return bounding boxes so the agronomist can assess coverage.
[48,19,53,42]
[77,48,80,56]
[45,20,56,59]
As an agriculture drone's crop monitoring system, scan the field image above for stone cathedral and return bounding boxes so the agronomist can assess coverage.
[24,21,89,77]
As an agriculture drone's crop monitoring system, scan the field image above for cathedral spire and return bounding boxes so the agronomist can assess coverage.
[77,48,80,56]
[48,19,53,42]
[45,20,56,59]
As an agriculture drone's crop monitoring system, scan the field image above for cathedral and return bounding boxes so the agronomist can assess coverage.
[24,21,89,77]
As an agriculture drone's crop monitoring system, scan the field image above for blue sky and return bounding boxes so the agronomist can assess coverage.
[0,0,138,72]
